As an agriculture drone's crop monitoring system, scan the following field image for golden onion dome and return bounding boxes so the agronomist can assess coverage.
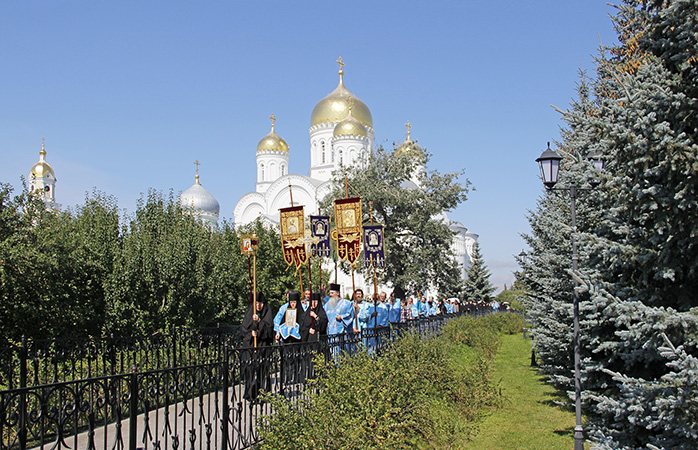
[31,140,56,178]
[257,114,289,153]
[31,161,55,179]
[333,107,367,138]
[395,121,423,156]
[311,60,372,128]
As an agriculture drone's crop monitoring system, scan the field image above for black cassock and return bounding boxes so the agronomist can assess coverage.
[298,302,329,381]
[240,298,274,402]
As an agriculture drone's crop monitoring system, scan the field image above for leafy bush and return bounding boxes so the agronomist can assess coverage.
[258,316,504,449]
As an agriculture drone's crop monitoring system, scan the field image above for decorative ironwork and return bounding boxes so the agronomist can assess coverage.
[0,311,506,449]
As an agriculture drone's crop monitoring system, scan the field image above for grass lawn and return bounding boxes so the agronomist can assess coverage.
[463,334,586,449]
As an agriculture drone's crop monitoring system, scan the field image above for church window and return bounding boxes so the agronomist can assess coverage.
[322,147,325,164]
[260,163,265,181]
[339,150,343,165]
[281,164,286,175]
[331,149,335,162]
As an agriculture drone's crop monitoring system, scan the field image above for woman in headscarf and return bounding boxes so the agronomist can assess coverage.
[274,291,305,387]
[240,292,274,403]
[300,292,328,342]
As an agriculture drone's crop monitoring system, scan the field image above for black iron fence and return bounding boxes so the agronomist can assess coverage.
[0,309,490,450]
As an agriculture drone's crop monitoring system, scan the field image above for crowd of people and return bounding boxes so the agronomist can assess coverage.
[239,282,510,401]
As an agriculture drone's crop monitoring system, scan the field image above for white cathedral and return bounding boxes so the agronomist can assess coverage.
[232,59,478,293]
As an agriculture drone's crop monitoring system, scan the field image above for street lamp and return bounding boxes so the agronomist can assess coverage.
[536,143,603,450]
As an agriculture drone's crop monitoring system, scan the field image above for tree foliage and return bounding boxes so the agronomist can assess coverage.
[463,242,495,303]
[521,1,698,448]
[319,144,469,297]
[0,184,299,342]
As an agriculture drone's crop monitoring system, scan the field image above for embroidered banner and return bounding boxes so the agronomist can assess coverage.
[333,197,362,264]
[363,224,385,269]
[309,215,331,257]
[279,205,308,268]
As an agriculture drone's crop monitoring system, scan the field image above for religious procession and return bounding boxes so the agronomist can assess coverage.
[237,184,501,403]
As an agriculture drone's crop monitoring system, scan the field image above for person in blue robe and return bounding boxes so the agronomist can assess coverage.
[324,283,354,335]
[409,297,420,319]
[354,289,371,331]
[376,292,390,328]
[388,291,402,324]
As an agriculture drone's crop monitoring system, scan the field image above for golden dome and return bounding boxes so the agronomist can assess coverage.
[31,140,56,178]
[395,120,423,156]
[333,107,367,138]
[311,61,372,128]
[257,114,289,153]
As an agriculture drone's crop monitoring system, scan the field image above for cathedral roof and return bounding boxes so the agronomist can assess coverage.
[257,114,289,153]
[311,58,372,128]
[180,173,220,222]
[395,121,423,156]
[31,141,56,179]
[333,107,367,138]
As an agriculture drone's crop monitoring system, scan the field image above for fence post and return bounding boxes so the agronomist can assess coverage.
[221,341,229,449]
[129,368,138,450]
[18,335,27,450]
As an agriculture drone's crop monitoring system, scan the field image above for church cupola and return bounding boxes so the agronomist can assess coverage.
[309,58,375,181]
[395,121,425,185]
[331,105,370,169]
[179,160,220,225]
[29,138,57,204]
[256,114,290,193]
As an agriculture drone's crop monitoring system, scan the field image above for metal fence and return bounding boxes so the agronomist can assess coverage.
[0,310,487,450]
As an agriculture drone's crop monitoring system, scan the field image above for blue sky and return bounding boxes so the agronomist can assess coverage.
[0,1,618,291]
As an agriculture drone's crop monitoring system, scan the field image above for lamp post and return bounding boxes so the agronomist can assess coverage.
[536,142,603,450]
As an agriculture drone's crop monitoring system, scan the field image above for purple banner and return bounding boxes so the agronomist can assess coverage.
[363,224,385,269]
[310,215,331,257]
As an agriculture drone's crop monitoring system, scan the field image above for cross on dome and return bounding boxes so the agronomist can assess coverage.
[270,113,276,131]
[336,57,345,74]
[194,160,201,183]
[405,121,412,139]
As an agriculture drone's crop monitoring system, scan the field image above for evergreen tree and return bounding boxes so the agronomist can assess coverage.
[463,242,495,303]
[523,2,698,448]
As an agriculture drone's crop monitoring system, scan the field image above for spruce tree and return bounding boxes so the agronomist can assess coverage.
[463,242,495,303]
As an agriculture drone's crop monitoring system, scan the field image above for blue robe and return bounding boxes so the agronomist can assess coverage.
[388,301,401,323]
[273,303,301,340]
[357,301,371,330]
[410,302,420,318]
[325,298,355,335]
[376,302,390,327]
[446,303,454,314]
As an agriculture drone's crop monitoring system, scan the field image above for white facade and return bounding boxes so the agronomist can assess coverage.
[233,62,477,296]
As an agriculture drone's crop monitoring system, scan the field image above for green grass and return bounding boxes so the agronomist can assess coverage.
[463,334,584,450]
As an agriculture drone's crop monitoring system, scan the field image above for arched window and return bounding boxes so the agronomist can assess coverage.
[280,164,285,176]
[339,150,343,165]
[260,163,265,181]
[321,141,326,164]
[331,149,335,162]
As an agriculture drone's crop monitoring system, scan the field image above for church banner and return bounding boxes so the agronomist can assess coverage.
[309,215,331,257]
[279,205,308,268]
[363,224,385,269]
[333,197,362,264]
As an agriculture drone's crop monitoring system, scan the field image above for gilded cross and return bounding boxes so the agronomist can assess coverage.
[405,121,412,138]
[194,160,200,175]
[270,113,276,129]
[336,57,345,72]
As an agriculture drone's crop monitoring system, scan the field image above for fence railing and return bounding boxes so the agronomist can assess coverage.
[0,309,492,450]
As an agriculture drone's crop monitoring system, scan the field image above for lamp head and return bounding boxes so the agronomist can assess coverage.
[536,142,562,188]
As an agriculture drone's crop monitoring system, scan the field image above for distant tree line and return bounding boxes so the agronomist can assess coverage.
[0,185,298,345]
[520,1,698,448]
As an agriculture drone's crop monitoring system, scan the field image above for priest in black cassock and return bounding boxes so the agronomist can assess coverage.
[241,292,274,402]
